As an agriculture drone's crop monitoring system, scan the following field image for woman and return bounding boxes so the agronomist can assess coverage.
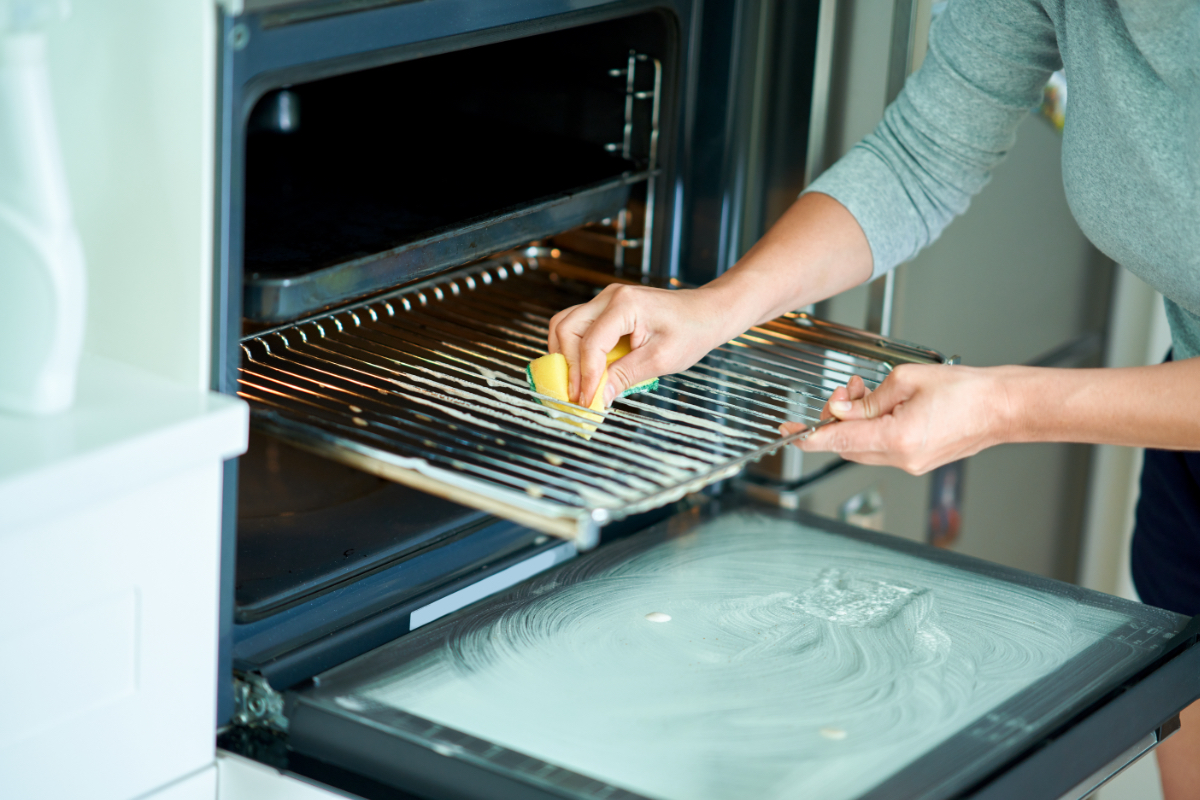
[546,0,1200,795]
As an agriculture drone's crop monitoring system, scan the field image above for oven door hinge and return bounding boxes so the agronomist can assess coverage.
[231,672,289,732]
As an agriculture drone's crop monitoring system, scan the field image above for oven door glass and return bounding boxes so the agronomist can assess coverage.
[284,498,1193,800]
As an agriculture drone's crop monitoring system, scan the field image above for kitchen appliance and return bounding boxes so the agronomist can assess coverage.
[212,2,1200,798]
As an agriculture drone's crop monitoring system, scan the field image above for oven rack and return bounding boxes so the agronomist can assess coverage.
[238,254,947,549]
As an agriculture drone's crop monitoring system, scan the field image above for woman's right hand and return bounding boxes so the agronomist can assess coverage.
[546,192,876,407]
[547,283,738,408]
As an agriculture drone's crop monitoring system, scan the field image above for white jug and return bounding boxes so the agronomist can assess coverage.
[0,1,85,415]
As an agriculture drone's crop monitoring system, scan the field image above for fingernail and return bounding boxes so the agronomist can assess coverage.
[831,400,853,415]
[603,383,617,407]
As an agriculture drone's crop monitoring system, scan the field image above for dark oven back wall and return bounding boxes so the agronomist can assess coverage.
[242,13,670,289]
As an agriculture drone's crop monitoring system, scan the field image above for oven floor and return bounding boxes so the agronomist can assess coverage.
[236,431,485,621]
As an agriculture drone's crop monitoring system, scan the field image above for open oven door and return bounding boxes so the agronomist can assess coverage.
[270,496,1200,800]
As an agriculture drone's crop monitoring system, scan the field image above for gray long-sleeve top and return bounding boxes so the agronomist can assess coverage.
[806,0,1200,357]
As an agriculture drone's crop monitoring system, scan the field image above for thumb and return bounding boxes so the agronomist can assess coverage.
[828,372,913,421]
[602,348,660,406]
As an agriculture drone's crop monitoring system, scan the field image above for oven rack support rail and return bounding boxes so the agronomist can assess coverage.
[606,50,661,277]
[238,253,947,549]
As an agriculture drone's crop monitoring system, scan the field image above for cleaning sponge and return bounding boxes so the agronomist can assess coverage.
[525,335,659,436]
[602,336,661,397]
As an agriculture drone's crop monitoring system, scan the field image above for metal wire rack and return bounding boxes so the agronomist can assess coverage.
[238,252,947,549]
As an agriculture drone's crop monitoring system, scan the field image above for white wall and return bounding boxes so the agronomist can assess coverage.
[44,0,217,390]
[1095,753,1164,800]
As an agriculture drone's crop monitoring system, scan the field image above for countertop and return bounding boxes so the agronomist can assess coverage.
[0,353,248,533]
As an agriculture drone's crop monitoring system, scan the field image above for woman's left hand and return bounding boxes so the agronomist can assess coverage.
[780,364,1016,475]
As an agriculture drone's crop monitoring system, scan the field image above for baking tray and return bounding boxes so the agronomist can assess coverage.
[243,172,648,323]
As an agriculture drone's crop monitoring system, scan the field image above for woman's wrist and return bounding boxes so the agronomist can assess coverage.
[687,193,876,346]
[691,279,767,344]
[988,365,1029,446]
[988,364,1070,446]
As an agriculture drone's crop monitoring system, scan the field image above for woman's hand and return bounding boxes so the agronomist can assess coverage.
[544,192,875,407]
[781,365,1016,475]
[547,284,739,408]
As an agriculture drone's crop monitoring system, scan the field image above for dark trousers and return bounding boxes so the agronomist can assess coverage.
[1131,356,1200,616]
[1132,447,1200,616]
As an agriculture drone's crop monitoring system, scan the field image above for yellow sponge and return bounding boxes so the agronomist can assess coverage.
[605,336,633,365]
[525,352,608,436]
[525,335,658,437]
[604,336,660,395]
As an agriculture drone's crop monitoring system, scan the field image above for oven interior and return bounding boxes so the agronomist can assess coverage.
[242,11,673,325]
[216,9,1200,799]
[230,8,682,684]
[226,3,933,693]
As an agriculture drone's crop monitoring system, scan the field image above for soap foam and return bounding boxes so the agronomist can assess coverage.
[354,513,1144,800]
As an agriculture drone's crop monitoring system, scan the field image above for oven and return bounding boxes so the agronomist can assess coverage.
[211,2,1200,799]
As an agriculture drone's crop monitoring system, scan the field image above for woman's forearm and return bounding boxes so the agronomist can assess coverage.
[1003,359,1200,450]
[695,192,875,338]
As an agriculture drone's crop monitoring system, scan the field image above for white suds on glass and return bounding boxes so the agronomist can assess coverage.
[359,513,1135,800]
